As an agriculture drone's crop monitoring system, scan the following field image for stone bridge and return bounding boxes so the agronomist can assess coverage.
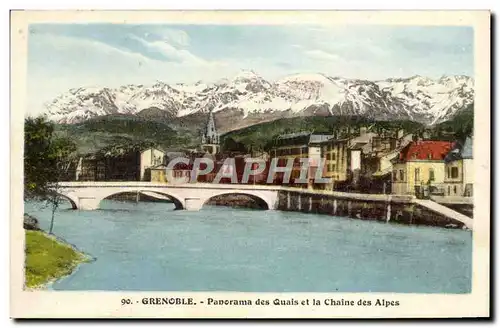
[57,182,281,211]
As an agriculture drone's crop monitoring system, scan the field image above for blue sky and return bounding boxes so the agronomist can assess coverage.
[27,24,473,115]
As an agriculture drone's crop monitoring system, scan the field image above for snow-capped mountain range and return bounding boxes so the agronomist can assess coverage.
[44,70,474,131]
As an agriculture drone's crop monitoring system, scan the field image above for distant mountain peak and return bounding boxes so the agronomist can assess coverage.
[43,71,474,129]
[232,69,261,81]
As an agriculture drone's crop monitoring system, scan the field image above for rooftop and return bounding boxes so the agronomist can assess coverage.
[398,140,454,162]
[445,136,473,162]
[309,134,333,144]
[276,131,312,140]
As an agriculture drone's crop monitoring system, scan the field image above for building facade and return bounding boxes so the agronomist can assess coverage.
[320,128,379,191]
[391,140,454,196]
[165,162,192,184]
[320,138,349,190]
[269,132,310,161]
[444,137,473,197]
[75,147,165,182]
[269,132,331,188]
[140,148,165,181]
[359,133,413,194]
[75,155,107,181]
[147,164,168,183]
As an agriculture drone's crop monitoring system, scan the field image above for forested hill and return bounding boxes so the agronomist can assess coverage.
[222,106,474,152]
[53,114,199,155]
[50,104,473,155]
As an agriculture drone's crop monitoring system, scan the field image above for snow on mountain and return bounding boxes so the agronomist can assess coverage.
[43,70,474,127]
[377,75,474,124]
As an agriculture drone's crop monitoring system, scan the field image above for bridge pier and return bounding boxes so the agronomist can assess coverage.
[78,197,101,210]
[184,198,204,211]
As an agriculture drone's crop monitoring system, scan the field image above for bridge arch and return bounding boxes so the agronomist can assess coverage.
[202,191,274,210]
[99,189,185,210]
[57,183,280,211]
[55,192,78,210]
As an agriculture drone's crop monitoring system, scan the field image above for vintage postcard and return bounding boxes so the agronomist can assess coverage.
[10,10,490,318]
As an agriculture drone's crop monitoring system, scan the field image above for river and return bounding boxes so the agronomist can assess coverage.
[24,200,472,293]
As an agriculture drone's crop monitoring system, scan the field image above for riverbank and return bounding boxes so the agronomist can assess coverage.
[24,229,91,289]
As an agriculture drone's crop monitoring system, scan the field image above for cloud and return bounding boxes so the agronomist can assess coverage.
[128,34,207,65]
[157,28,191,47]
[142,27,191,47]
[27,32,232,116]
[28,33,157,73]
[304,49,343,62]
[280,25,390,63]
[26,24,474,116]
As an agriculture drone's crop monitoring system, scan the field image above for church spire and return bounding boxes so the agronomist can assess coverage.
[201,110,220,154]
[204,110,219,145]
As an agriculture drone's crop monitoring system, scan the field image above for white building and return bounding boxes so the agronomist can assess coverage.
[140,148,165,181]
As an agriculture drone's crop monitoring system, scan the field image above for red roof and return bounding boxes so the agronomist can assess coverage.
[399,141,454,161]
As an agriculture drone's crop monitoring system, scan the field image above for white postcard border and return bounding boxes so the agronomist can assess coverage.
[10,10,491,318]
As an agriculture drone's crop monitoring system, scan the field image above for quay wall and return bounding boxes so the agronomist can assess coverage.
[276,189,469,229]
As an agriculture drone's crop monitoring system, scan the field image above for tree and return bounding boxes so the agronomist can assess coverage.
[24,116,76,234]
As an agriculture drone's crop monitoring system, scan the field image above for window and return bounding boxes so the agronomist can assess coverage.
[448,186,451,195]
[447,167,450,178]
[399,170,404,181]
[327,153,331,160]
[414,168,420,182]
[429,168,435,181]
[451,167,459,179]
[332,164,336,172]
[453,185,457,195]
[393,170,397,181]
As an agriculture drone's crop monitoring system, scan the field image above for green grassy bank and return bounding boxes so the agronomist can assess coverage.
[24,230,89,289]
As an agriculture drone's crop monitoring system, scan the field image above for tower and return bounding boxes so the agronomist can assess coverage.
[201,110,220,154]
